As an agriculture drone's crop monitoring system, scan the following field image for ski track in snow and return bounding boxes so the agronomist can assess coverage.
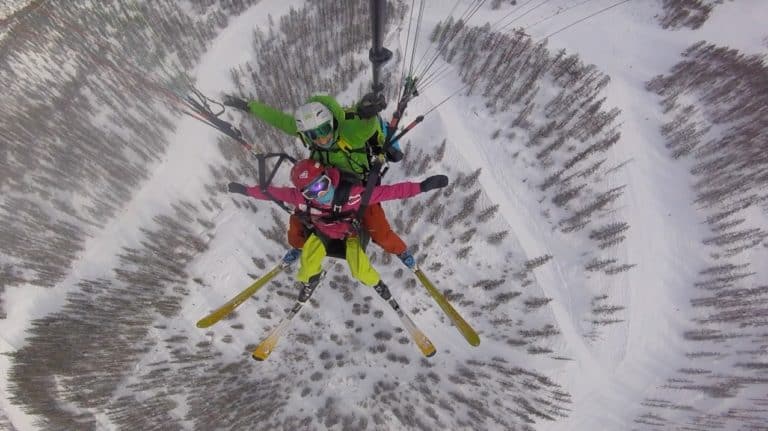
[416,2,630,427]
[429,86,604,358]
[428,70,635,429]
[513,1,768,429]
[423,0,768,429]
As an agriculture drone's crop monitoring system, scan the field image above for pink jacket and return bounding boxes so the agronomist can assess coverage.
[244,180,422,239]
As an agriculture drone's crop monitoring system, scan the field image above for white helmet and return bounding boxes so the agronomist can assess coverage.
[294,102,334,133]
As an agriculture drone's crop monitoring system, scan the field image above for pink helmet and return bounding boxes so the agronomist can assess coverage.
[290,159,325,189]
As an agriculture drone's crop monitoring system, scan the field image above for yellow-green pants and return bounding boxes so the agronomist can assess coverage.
[297,234,380,286]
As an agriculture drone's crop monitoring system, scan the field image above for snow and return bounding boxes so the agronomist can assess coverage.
[2,0,768,430]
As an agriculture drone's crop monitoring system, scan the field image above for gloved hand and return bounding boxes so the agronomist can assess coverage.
[227,182,248,195]
[357,92,386,119]
[380,119,403,162]
[222,95,250,112]
[419,175,448,192]
[386,146,404,162]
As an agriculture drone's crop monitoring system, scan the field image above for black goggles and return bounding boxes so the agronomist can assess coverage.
[301,121,333,140]
[301,174,331,199]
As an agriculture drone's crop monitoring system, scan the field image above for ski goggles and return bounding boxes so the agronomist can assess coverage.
[301,174,332,199]
[301,121,333,141]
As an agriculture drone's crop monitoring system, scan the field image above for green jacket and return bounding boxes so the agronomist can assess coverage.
[246,95,385,180]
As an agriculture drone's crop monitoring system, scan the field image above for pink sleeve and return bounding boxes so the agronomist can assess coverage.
[367,182,422,204]
[245,185,305,205]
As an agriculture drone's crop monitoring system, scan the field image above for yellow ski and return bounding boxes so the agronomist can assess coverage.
[251,302,304,361]
[251,271,326,361]
[414,268,480,346]
[196,263,287,329]
[384,297,436,357]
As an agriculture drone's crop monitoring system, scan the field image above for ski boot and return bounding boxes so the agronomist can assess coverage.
[297,271,325,303]
[282,248,301,265]
[397,250,416,270]
[373,280,392,300]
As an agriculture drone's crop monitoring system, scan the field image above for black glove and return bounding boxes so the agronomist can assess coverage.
[357,92,386,119]
[419,175,448,192]
[227,182,248,195]
[222,95,250,112]
[386,146,404,162]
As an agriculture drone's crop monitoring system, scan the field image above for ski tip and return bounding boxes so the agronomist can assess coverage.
[195,319,212,329]
[251,344,274,361]
[420,342,437,358]
[462,329,481,346]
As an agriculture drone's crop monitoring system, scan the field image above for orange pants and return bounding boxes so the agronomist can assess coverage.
[288,202,407,255]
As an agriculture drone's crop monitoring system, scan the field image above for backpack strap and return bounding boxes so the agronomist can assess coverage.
[330,179,353,215]
[302,175,361,226]
[356,153,386,221]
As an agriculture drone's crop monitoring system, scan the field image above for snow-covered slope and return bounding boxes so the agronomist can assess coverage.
[2,1,767,430]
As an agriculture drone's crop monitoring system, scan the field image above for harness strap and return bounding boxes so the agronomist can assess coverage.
[330,179,353,217]
[299,178,358,227]
[356,157,384,221]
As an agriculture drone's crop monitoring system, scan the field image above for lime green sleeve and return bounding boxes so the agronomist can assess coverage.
[246,100,298,135]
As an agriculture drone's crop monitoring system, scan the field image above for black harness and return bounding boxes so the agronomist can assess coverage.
[301,172,358,226]
[297,173,371,257]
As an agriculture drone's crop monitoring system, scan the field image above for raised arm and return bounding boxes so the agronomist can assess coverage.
[246,101,298,135]
[227,182,305,205]
[223,96,298,136]
[367,175,449,204]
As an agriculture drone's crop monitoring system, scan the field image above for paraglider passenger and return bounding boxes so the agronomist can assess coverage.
[223,93,417,270]
[226,159,448,302]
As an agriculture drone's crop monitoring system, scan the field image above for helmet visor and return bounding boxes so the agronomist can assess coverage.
[301,121,333,141]
[301,174,331,199]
